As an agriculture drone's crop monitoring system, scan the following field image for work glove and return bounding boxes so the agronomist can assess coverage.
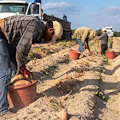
[20,64,33,78]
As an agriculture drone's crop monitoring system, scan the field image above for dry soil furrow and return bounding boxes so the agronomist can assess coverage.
[93,37,120,120]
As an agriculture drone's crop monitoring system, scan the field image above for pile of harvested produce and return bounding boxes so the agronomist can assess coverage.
[10,74,35,87]
[54,75,76,95]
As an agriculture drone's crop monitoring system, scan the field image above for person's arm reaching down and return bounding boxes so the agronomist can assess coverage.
[86,39,91,52]
[72,32,77,39]
[16,25,39,75]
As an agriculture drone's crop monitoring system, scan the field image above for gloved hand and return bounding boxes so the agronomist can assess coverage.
[20,64,33,78]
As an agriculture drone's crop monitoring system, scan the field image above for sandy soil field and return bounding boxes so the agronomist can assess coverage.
[1,38,120,120]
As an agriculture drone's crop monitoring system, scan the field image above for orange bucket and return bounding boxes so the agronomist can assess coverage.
[69,50,81,60]
[105,51,115,59]
[8,80,37,108]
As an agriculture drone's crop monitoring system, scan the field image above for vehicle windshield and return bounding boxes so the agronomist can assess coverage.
[0,3,28,14]
[106,28,113,30]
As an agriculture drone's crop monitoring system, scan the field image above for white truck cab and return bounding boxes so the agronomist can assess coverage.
[103,26,114,37]
[0,0,41,19]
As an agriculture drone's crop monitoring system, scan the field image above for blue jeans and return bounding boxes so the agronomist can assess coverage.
[77,39,84,53]
[0,38,16,114]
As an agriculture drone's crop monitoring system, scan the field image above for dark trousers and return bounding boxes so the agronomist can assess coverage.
[101,44,108,55]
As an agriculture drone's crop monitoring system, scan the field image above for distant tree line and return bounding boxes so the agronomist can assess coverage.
[96,29,102,36]
[114,31,120,37]
[72,29,120,37]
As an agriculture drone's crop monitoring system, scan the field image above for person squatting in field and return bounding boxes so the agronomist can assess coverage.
[96,28,108,55]
[72,27,97,54]
[0,15,57,119]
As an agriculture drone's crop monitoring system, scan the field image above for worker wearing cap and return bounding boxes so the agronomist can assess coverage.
[0,15,57,118]
[52,21,63,44]
[96,28,108,55]
[72,27,97,53]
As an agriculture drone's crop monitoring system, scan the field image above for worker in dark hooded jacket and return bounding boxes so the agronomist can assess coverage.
[0,15,55,119]
[72,27,97,53]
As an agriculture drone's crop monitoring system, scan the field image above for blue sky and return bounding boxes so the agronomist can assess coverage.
[29,0,120,31]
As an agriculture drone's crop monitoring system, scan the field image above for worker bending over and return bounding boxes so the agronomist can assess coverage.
[96,28,108,55]
[0,15,57,118]
[72,27,97,53]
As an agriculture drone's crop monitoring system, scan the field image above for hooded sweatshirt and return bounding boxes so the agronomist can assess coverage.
[72,27,96,44]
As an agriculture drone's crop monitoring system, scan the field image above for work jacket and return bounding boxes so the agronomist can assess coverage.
[4,15,46,69]
[72,27,96,44]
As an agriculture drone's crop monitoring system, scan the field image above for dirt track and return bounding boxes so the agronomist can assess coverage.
[1,38,120,120]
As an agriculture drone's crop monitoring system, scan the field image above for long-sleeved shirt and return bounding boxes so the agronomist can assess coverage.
[4,15,46,69]
[97,33,108,45]
[72,27,97,44]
